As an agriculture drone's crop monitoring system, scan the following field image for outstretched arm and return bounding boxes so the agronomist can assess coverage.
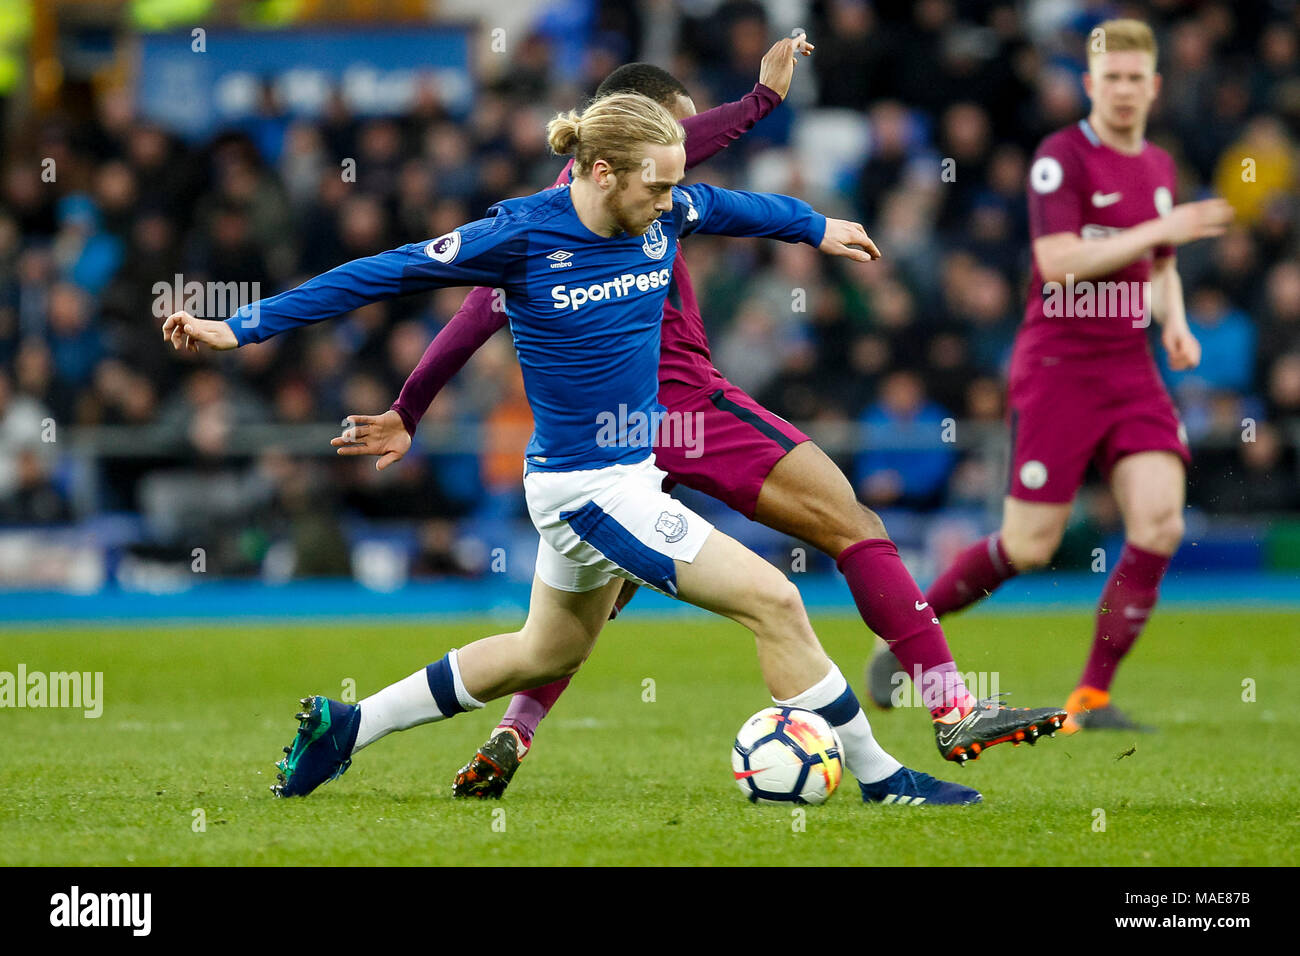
[682,85,781,169]
[358,37,814,448]
[681,35,812,169]
[1032,198,1232,285]
[676,182,880,262]
[162,220,514,352]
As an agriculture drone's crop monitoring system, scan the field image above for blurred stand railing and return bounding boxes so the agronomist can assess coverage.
[42,417,1300,520]
[52,418,1300,461]
[55,419,1300,456]
[3,419,1299,591]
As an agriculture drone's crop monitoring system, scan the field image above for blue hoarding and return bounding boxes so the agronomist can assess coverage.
[135,25,474,140]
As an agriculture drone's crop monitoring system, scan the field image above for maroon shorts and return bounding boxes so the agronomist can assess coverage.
[653,377,810,518]
[1007,355,1191,504]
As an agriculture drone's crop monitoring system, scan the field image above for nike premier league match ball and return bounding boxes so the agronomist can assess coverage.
[731,707,844,805]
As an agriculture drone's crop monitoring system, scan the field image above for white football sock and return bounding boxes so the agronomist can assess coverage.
[775,664,902,784]
[354,649,483,752]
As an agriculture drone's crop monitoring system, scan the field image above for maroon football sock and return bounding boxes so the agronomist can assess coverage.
[926,533,1018,617]
[837,539,973,716]
[1080,543,1171,692]
[498,677,572,744]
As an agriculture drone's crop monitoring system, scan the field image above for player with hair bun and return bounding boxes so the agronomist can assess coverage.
[165,87,989,806]
[329,40,1069,796]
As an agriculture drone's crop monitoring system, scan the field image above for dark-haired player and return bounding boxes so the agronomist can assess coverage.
[871,19,1233,733]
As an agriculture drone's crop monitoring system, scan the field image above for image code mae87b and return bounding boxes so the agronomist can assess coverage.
[0,0,1294,923]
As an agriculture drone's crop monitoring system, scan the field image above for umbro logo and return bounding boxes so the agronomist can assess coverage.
[546,250,575,269]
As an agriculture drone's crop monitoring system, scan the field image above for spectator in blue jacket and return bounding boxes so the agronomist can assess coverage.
[856,369,957,510]
[53,194,123,295]
[1160,285,1257,395]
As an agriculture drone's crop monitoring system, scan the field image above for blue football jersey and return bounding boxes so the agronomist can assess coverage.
[226,182,826,472]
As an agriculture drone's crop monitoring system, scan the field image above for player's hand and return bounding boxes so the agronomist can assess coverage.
[1162,322,1201,371]
[162,311,238,352]
[609,579,640,620]
[758,34,814,100]
[331,410,412,471]
[819,219,881,262]
[1161,199,1234,246]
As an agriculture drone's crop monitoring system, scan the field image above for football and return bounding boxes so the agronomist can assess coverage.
[731,706,844,805]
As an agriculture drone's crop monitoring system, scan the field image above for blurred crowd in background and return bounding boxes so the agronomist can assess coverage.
[1,0,1299,581]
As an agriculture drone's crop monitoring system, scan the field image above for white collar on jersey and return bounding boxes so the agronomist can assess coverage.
[1077,118,1103,146]
[1078,118,1148,151]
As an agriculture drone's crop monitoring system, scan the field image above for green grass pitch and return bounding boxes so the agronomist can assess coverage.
[2,609,1296,866]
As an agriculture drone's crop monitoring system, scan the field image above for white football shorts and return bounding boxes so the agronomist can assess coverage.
[525,454,714,596]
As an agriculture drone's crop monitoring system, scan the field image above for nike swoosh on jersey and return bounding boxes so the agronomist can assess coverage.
[1092,191,1122,207]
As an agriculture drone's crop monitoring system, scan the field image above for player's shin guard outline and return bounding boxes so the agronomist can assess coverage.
[447,648,486,712]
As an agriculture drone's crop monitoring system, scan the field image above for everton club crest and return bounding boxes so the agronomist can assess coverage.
[655,510,688,543]
[642,221,668,260]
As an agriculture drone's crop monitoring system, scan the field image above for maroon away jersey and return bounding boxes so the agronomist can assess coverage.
[1017,119,1177,367]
